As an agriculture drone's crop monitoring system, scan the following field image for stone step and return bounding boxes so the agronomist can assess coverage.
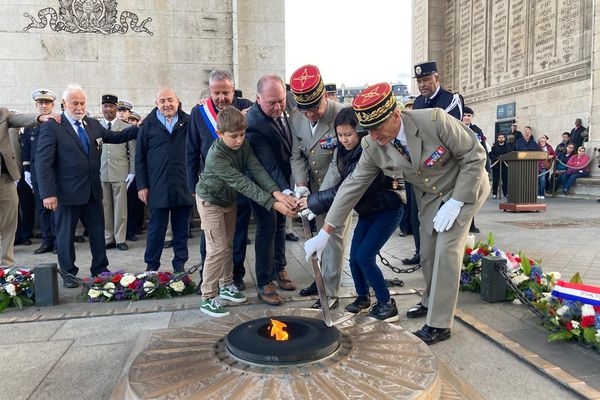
[563,176,600,198]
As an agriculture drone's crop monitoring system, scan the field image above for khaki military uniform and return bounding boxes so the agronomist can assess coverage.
[100,118,134,244]
[289,99,351,297]
[326,109,490,328]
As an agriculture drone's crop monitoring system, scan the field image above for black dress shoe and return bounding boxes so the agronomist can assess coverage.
[406,302,428,318]
[117,242,128,251]
[412,324,451,345]
[399,231,408,237]
[34,243,54,254]
[285,233,299,242]
[402,253,420,265]
[299,281,317,296]
[105,242,116,249]
[14,239,32,246]
[233,278,246,291]
[74,235,85,243]
[311,297,339,309]
[163,240,173,248]
[62,276,79,288]
[126,234,138,242]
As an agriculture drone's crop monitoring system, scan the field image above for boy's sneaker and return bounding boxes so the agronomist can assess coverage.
[200,297,230,317]
[368,298,399,322]
[219,284,247,303]
[345,296,371,314]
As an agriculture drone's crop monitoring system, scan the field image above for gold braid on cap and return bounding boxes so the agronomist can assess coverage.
[356,95,397,126]
[295,81,325,105]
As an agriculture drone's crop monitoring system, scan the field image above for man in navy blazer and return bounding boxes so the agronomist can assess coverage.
[245,74,299,305]
[36,85,138,287]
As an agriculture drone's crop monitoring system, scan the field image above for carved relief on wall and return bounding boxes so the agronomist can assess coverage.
[23,0,153,35]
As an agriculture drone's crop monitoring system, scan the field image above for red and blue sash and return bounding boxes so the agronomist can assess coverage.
[551,280,600,306]
[198,100,219,139]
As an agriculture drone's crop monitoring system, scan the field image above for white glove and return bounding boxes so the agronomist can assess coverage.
[295,186,311,198]
[299,208,316,221]
[304,229,330,262]
[125,174,135,189]
[282,189,294,196]
[24,171,33,189]
[432,198,464,232]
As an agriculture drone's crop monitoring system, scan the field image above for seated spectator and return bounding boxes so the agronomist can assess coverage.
[560,146,591,194]
[555,132,570,154]
[514,126,538,151]
[537,135,555,199]
[551,143,575,192]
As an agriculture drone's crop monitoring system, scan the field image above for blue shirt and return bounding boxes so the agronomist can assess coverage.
[64,112,85,133]
[156,110,178,134]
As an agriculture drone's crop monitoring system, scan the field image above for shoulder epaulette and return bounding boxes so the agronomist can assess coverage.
[360,136,369,149]
[431,108,438,121]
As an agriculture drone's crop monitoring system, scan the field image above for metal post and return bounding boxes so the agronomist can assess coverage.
[480,256,507,303]
[34,263,59,306]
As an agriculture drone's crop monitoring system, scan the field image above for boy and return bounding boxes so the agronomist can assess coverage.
[196,106,296,317]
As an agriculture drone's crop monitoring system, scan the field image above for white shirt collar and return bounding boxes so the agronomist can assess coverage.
[428,85,441,100]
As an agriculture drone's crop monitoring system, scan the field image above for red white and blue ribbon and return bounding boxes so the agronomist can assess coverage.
[198,100,219,139]
[551,280,600,306]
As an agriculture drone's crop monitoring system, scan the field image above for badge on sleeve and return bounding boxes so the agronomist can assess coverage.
[425,146,446,168]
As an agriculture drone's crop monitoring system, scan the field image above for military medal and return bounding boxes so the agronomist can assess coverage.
[425,146,446,167]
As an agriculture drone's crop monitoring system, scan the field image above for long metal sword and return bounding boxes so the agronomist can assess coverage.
[300,214,333,327]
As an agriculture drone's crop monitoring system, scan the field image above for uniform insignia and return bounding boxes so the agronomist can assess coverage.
[96,138,103,150]
[319,136,337,149]
[361,137,369,149]
[425,146,446,167]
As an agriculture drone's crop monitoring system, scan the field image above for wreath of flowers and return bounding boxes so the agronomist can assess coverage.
[460,233,600,351]
[0,267,35,312]
[79,270,196,302]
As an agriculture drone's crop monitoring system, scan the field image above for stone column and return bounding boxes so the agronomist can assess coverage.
[233,0,285,99]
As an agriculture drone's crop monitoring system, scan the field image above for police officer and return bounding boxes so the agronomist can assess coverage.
[22,89,57,254]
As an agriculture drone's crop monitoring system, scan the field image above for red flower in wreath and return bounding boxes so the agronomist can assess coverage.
[581,315,595,328]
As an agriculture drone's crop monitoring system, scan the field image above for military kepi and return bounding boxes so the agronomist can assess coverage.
[32,89,56,102]
[413,61,437,78]
[325,83,337,93]
[352,82,397,128]
[102,94,118,105]
[289,64,325,110]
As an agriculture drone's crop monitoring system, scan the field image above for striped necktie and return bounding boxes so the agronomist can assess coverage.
[393,139,411,162]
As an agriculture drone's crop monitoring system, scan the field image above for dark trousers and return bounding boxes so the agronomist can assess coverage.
[33,181,55,246]
[145,206,193,272]
[350,208,402,304]
[126,177,145,236]
[55,195,108,276]
[15,177,35,242]
[198,194,250,281]
[251,201,286,288]
[491,166,508,196]
[560,171,590,192]
[406,183,421,254]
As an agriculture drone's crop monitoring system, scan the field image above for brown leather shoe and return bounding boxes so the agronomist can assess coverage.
[258,282,283,306]
[275,270,296,291]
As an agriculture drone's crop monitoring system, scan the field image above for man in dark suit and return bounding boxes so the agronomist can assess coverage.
[36,85,138,287]
[186,70,253,290]
[569,118,587,149]
[136,87,195,273]
[245,74,299,305]
[22,89,58,254]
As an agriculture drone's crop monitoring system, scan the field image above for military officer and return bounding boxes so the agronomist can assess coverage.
[288,64,351,308]
[22,89,58,254]
[116,100,133,122]
[304,83,489,344]
[125,109,144,241]
[325,83,338,102]
[99,94,135,251]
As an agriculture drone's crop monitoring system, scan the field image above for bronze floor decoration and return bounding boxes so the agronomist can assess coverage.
[120,309,442,399]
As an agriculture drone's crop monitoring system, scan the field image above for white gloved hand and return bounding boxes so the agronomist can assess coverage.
[299,208,316,221]
[282,189,295,196]
[304,229,330,262]
[24,171,33,189]
[125,174,135,189]
[295,186,311,198]
[432,198,464,232]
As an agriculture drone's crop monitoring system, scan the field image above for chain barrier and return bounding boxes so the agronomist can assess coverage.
[54,262,203,294]
[377,252,421,287]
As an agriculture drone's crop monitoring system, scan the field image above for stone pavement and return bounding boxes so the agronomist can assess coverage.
[2,196,600,399]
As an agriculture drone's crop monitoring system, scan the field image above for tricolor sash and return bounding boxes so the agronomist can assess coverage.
[551,280,600,306]
[198,100,219,139]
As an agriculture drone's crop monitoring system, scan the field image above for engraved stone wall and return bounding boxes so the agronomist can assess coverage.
[412,0,593,143]
[0,0,284,114]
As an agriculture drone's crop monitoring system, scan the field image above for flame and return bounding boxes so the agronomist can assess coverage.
[268,318,289,341]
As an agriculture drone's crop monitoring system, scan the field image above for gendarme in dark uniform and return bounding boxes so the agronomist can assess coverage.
[412,61,464,120]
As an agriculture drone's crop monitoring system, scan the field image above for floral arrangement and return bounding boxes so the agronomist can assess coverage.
[460,233,600,351]
[0,267,35,312]
[80,270,196,302]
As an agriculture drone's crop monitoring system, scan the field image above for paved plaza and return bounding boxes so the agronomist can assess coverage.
[1,196,600,399]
